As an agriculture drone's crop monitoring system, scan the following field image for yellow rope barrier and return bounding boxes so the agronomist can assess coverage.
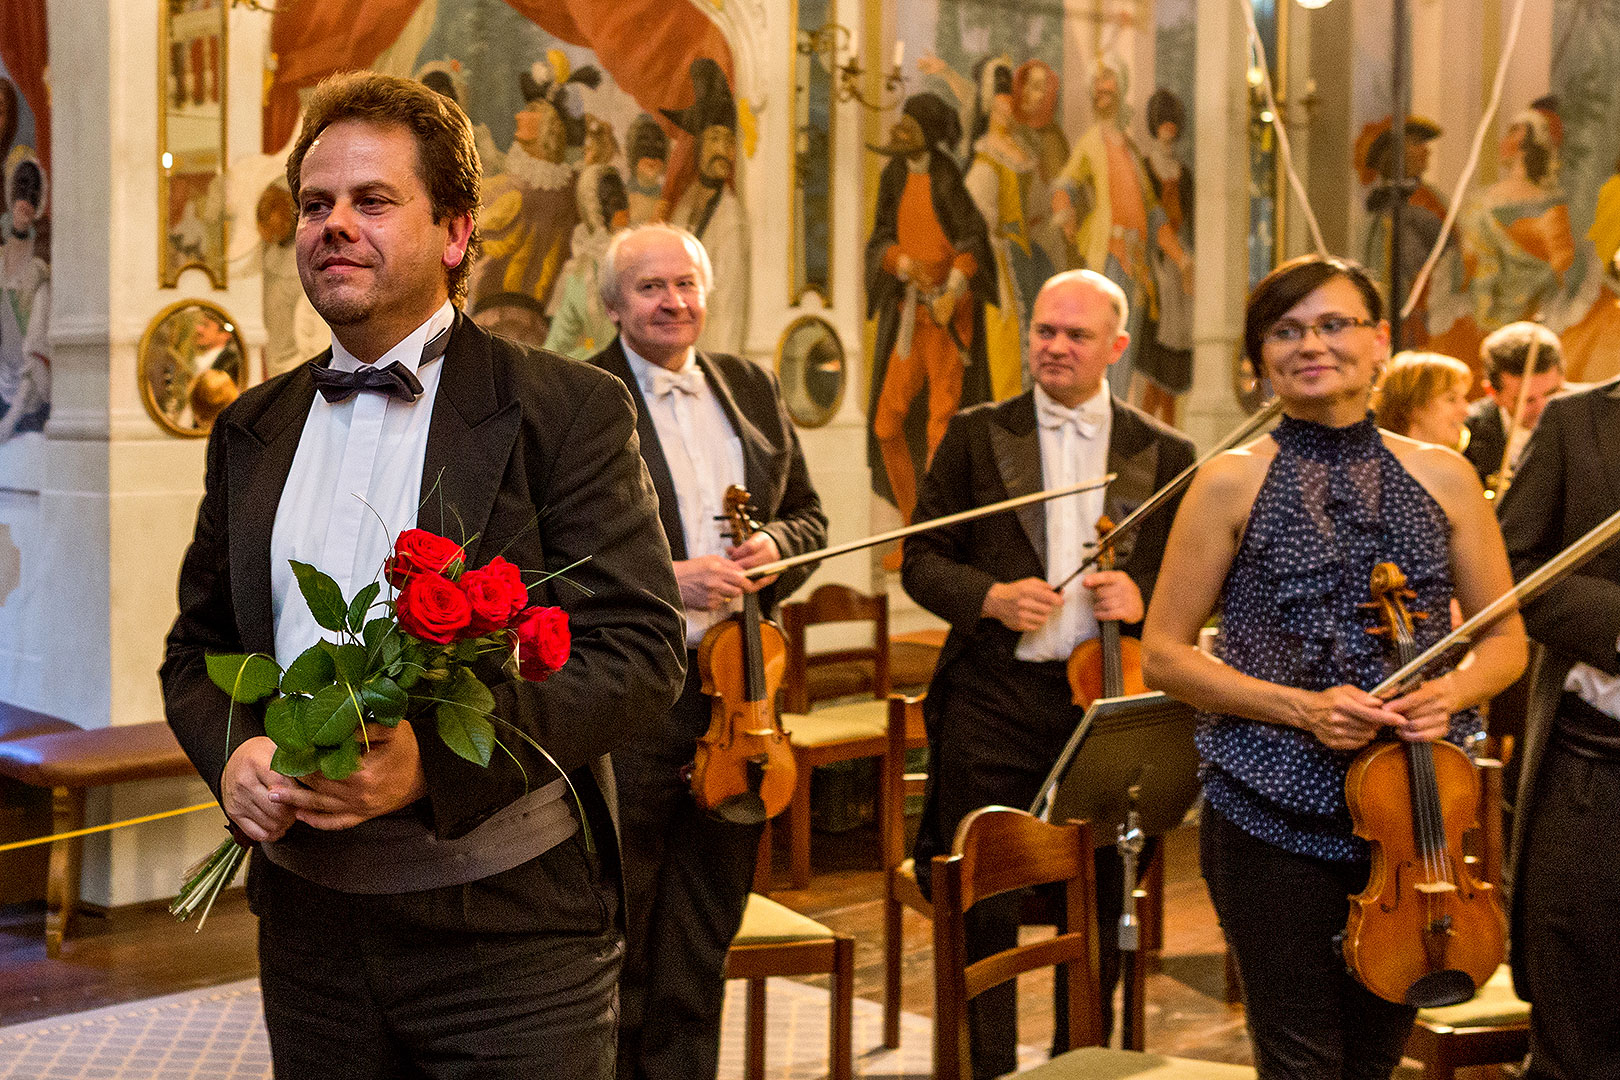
[0,802,218,853]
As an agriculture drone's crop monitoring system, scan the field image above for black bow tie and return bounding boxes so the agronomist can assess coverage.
[311,327,450,404]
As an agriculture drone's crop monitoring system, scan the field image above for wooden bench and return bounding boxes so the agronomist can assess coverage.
[0,720,197,956]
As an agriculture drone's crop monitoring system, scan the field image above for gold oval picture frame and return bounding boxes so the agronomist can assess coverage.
[775,314,845,429]
[139,299,246,438]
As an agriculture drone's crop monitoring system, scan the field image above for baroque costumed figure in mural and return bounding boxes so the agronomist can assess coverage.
[865,93,995,527]
[0,149,50,442]
[470,52,601,337]
[544,163,629,361]
[665,58,749,357]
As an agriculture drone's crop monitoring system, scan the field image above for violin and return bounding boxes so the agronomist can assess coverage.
[1066,515,1147,706]
[1342,563,1505,1008]
[689,486,798,825]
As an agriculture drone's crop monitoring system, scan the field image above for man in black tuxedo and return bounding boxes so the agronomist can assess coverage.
[902,270,1195,1079]
[1464,321,1563,488]
[592,224,827,1080]
[1497,377,1620,1080]
[160,73,685,1079]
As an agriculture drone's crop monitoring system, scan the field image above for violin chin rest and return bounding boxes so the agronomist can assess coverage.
[712,791,768,826]
[1404,968,1477,1008]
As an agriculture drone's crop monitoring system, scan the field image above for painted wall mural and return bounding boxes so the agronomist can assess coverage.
[1356,1,1620,384]
[867,0,1196,518]
[0,43,50,446]
[246,0,744,364]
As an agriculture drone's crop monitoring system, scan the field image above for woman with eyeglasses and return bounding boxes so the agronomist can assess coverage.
[1140,254,1526,1079]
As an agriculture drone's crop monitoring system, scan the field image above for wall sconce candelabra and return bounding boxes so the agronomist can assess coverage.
[797,22,904,112]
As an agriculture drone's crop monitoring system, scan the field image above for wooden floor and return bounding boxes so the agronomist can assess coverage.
[0,820,1511,1078]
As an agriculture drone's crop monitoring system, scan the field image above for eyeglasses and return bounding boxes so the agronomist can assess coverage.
[1263,315,1377,345]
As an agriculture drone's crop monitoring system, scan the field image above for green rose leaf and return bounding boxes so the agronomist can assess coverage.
[205,653,281,704]
[361,675,407,720]
[280,644,336,696]
[306,683,363,747]
[372,632,402,673]
[317,738,361,781]
[363,617,394,654]
[455,639,482,664]
[270,744,318,778]
[290,561,349,634]
[348,582,381,635]
[436,670,496,767]
[333,643,369,686]
[263,695,311,752]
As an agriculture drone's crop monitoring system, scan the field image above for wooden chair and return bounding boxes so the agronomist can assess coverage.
[725,892,854,1080]
[879,693,1166,1053]
[933,806,1255,1079]
[774,584,893,889]
[881,692,933,1049]
[1402,757,1529,1078]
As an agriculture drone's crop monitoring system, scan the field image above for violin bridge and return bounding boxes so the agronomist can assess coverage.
[1414,881,1458,895]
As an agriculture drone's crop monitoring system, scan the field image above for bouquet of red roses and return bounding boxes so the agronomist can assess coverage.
[172,528,576,926]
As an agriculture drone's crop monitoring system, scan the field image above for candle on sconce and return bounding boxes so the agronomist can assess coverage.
[893,40,905,70]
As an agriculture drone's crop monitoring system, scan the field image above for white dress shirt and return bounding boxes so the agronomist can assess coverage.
[1016,383,1111,662]
[270,301,455,668]
[624,343,747,647]
[1567,649,1620,720]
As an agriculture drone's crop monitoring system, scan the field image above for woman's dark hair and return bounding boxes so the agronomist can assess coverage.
[1146,88,1185,137]
[1244,254,1383,369]
[1519,122,1552,185]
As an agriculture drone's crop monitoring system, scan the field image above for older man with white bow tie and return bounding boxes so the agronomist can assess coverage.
[901,269,1197,1080]
[590,224,827,1080]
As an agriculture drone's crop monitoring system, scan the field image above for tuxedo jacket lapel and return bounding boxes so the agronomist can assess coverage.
[224,360,321,656]
[695,351,776,511]
[597,339,686,559]
[988,393,1047,569]
[420,312,522,569]
[1103,403,1164,566]
[1595,381,1620,507]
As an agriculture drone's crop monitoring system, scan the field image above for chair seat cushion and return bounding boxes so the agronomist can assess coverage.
[1416,964,1528,1030]
[1018,1046,1255,1078]
[0,702,80,742]
[781,700,888,747]
[733,893,835,944]
[0,722,193,788]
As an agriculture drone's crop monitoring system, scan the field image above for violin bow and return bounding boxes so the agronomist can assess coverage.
[1051,398,1286,592]
[1373,502,1620,697]
[742,474,1116,579]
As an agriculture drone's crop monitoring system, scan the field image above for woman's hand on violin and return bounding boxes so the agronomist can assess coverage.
[674,556,753,611]
[726,531,781,590]
[1080,571,1144,624]
[1294,685,1403,751]
[983,578,1063,632]
[1384,674,1461,742]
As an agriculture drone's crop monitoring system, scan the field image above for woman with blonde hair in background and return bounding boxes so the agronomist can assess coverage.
[1373,350,1473,449]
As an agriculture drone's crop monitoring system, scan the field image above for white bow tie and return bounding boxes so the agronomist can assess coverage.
[650,366,706,399]
[1036,397,1105,440]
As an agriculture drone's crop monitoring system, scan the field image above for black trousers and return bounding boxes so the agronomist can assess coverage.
[249,833,620,1080]
[615,663,764,1080]
[1519,724,1620,1080]
[915,653,1133,1080]
[1200,804,1416,1080]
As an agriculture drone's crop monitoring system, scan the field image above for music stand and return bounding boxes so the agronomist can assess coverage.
[1029,692,1201,839]
[1028,691,1202,1053]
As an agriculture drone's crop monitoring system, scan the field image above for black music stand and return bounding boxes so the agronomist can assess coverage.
[1027,691,1202,1051]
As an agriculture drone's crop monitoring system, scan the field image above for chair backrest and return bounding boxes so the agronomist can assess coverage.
[880,693,928,871]
[932,807,1104,1080]
[780,583,891,713]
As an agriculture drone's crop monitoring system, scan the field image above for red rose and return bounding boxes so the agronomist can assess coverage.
[386,529,465,587]
[512,605,570,681]
[396,572,473,644]
[460,557,530,634]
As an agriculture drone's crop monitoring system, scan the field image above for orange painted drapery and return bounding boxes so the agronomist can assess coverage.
[0,0,50,176]
[262,0,732,168]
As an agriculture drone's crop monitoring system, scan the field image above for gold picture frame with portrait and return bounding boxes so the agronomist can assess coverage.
[158,0,228,288]
[139,299,246,438]
[775,314,845,429]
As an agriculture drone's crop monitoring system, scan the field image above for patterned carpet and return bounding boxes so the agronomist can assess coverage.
[0,977,1046,1079]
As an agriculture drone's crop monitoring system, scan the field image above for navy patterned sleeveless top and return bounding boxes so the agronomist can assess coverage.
[1197,413,1482,861]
